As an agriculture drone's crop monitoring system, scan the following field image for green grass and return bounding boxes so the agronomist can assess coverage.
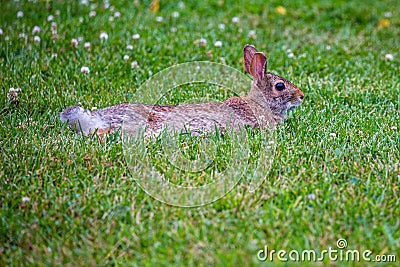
[1,0,399,266]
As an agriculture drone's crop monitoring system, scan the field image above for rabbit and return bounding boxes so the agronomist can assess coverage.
[60,45,304,136]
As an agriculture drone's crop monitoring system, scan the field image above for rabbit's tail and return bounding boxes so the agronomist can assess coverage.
[60,106,106,135]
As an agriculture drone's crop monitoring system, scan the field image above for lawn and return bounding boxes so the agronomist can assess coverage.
[1,0,399,266]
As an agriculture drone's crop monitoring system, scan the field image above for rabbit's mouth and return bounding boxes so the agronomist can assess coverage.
[286,100,302,111]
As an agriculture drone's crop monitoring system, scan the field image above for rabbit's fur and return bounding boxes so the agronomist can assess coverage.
[60,45,304,135]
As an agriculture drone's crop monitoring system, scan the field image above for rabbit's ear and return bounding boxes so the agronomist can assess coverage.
[249,52,267,82]
[244,44,258,74]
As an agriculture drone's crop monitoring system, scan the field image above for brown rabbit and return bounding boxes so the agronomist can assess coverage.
[60,45,304,136]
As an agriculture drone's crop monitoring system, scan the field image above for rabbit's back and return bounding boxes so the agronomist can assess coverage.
[60,98,264,135]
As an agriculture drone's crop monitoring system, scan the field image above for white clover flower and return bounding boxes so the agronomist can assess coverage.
[287,52,294,58]
[126,44,133,50]
[123,55,130,61]
[100,32,108,40]
[8,87,21,103]
[248,30,256,39]
[22,197,30,202]
[33,36,40,42]
[114,11,121,18]
[52,53,58,59]
[17,11,24,18]
[156,16,163,22]
[81,0,89,5]
[71,38,78,47]
[51,22,57,30]
[0,28,3,35]
[131,61,139,69]
[198,38,207,46]
[81,66,90,73]
[325,45,332,50]
[19,33,26,38]
[307,194,316,200]
[329,133,337,138]
[172,11,179,18]
[171,27,177,33]
[84,42,91,48]
[384,12,392,18]
[385,54,394,61]
[231,16,240,23]
[214,40,222,47]
[9,87,21,93]
[32,26,40,34]
[132,33,140,39]
[89,11,96,17]
[218,23,225,30]
[47,15,54,22]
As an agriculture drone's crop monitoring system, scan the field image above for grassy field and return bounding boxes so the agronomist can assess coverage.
[1,0,399,266]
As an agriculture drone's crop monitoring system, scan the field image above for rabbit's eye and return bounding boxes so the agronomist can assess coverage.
[275,82,285,91]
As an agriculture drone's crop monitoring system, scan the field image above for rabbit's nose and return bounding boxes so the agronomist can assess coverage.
[298,90,304,100]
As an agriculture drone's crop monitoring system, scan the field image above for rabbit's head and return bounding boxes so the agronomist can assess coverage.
[244,45,304,117]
